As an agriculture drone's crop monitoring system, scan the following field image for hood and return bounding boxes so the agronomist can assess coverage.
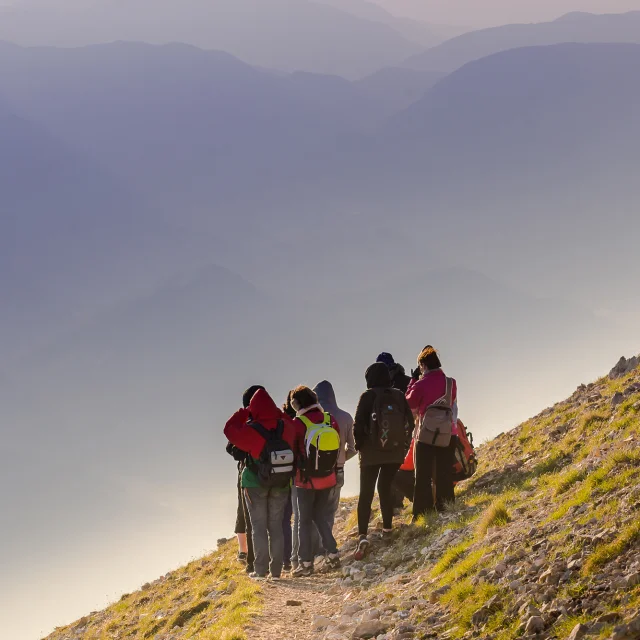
[314,380,337,408]
[365,362,392,389]
[389,363,406,378]
[248,388,282,424]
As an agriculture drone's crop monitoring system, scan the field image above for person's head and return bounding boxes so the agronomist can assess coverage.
[289,385,318,413]
[242,385,265,409]
[418,345,442,373]
[376,352,395,369]
[282,390,296,419]
[313,380,336,408]
[365,362,392,389]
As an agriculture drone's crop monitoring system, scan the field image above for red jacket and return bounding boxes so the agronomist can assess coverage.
[293,406,340,491]
[224,389,297,459]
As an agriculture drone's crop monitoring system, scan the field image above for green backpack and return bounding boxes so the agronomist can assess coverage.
[299,412,340,478]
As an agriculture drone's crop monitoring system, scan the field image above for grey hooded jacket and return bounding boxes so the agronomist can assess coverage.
[314,380,357,468]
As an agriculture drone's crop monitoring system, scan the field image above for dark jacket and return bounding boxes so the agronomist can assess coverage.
[389,363,412,394]
[354,363,414,467]
[314,380,357,468]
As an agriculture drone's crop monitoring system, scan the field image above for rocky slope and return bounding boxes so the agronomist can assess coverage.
[45,356,640,640]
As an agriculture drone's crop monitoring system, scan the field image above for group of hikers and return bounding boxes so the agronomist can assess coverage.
[224,345,477,580]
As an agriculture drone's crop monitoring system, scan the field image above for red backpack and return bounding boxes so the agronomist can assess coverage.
[452,419,478,482]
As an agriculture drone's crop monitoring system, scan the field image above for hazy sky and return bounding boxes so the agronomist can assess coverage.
[371,0,640,26]
[3,0,640,26]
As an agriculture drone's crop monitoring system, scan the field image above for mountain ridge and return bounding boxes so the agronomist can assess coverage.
[402,10,640,72]
[0,0,422,78]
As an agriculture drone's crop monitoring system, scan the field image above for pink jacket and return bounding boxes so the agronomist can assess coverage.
[406,369,458,436]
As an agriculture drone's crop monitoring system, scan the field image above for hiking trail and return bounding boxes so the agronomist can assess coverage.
[247,574,338,640]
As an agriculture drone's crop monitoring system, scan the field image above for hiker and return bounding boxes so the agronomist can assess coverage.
[286,391,324,569]
[377,352,412,394]
[224,386,296,580]
[314,380,357,528]
[290,385,342,576]
[407,346,458,517]
[353,363,414,560]
[226,385,265,574]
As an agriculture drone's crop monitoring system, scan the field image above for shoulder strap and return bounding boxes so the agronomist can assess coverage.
[323,412,332,426]
[370,387,385,409]
[275,419,284,439]
[298,415,313,429]
[444,377,453,408]
[248,421,272,441]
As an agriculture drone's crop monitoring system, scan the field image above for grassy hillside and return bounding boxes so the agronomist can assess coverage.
[44,543,261,640]
[45,356,640,640]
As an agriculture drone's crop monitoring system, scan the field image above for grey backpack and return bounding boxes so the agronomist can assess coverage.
[415,377,454,448]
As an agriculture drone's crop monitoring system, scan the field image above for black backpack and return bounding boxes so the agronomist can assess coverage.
[369,388,408,452]
[247,420,295,488]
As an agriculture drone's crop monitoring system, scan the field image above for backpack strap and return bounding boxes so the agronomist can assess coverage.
[248,421,273,441]
[275,419,284,439]
[369,387,384,427]
[444,377,453,408]
[431,377,453,408]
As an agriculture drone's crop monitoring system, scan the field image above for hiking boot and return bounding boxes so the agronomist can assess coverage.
[248,572,267,581]
[245,564,255,574]
[354,536,369,561]
[326,553,341,570]
[292,562,314,577]
[382,529,393,541]
[283,562,292,573]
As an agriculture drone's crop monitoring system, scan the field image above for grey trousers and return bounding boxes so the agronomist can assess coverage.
[244,486,289,577]
[291,485,323,564]
[297,486,338,563]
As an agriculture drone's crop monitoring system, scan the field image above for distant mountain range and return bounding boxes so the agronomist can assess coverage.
[2,40,639,318]
[315,0,466,46]
[0,40,446,227]
[369,0,639,28]
[0,0,426,78]
[403,10,640,71]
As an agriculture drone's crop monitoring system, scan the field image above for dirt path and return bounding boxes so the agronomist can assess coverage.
[245,573,338,640]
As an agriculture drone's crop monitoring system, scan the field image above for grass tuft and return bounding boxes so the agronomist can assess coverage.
[584,520,640,575]
[476,499,510,537]
[552,468,588,496]
[440,579,502,634]
[431,540,472,576]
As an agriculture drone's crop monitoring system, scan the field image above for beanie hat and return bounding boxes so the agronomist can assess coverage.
[376,352,395,368]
